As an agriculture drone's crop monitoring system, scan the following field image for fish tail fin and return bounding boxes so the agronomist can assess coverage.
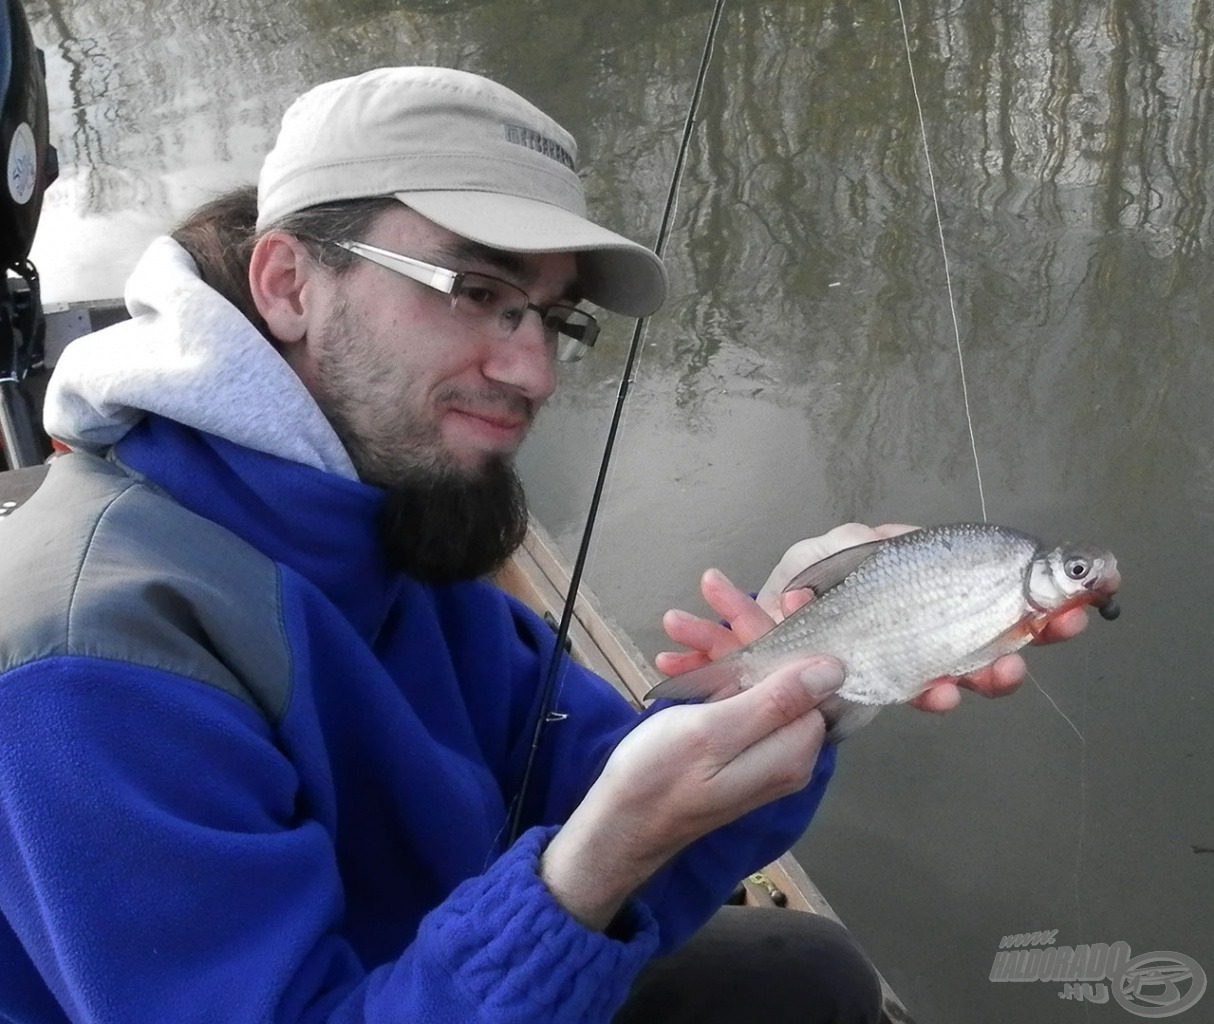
[645,653,749,703]
[820,696,883,742]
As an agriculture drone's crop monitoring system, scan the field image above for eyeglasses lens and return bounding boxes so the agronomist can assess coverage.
[450,274,598,363]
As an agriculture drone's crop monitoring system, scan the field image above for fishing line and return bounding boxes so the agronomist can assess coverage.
[894,0,988,522]
[897,1,1093,973]
[506,0,729,845]
[1028,661,1089,978]
[1028,667,1084,744]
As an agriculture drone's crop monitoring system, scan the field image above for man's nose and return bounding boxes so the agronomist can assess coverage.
[481,308,557,402]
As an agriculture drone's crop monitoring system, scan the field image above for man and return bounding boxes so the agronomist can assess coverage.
[0,67,1082,1022]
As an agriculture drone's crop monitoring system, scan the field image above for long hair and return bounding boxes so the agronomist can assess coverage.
[170,187,399,343]
[170,186,264,333]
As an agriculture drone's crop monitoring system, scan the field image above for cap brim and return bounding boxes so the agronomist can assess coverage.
[395,190,667,318]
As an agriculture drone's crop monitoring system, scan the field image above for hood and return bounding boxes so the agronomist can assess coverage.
[43,235,357,480]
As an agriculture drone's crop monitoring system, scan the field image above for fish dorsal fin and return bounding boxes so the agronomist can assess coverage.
[781,537,888,596]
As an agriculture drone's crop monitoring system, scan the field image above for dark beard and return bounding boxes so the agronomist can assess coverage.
[376,456,529,584]
[305,292,533,582]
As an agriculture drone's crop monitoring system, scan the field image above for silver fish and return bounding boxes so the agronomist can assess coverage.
[646,524,1121,739]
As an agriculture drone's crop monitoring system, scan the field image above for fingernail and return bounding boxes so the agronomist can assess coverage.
[800,659,844,697]
[704,567,736,589]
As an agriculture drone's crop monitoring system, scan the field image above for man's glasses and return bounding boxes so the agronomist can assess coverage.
[333,240,600,362]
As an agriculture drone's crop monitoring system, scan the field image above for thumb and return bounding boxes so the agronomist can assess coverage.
[694,655,845,749]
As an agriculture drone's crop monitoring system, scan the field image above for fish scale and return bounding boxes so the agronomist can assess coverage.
[646,523,1121,739]
[736,526,1040,705]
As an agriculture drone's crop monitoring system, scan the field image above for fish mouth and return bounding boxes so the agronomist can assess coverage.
[1085,564,1121,620]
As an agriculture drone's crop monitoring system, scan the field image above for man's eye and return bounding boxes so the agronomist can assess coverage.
[458,283,499,306]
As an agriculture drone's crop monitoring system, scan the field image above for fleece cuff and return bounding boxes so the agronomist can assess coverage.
[422,825,660,1021]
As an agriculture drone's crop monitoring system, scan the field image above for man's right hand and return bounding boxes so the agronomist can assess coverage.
[539,654,843,932]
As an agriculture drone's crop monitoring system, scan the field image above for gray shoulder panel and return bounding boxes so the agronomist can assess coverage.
[0,453,292,723]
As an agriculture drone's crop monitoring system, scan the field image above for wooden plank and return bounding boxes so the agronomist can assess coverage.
[495,536,637,698]
[509,521,659,707]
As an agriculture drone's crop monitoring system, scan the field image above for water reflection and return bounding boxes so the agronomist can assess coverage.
[21,0,1214,1021]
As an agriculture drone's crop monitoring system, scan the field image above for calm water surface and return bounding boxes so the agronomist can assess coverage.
[24,0,1214,1020]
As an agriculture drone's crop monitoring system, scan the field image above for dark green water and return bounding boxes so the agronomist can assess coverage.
[24,1,1214,1020]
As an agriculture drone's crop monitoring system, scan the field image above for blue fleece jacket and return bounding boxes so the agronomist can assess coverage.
[0,416,835,1023]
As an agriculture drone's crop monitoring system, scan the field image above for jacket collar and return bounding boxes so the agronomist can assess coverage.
[116,415,402,639]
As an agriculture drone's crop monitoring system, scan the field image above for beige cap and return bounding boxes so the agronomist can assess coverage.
[256,66,667,317]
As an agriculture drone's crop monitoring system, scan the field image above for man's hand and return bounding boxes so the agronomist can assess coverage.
[656,523,912,679]
[541,654,843,931]
[657,522,1092,713]
[543,523,1095,930]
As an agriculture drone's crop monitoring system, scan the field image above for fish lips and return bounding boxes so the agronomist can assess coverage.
[1084,563,1122,620]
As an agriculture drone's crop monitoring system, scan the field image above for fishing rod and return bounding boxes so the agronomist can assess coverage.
[506,0,730,845]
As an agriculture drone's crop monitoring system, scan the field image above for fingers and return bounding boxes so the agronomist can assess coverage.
[659,608,740,665]
[574,657,844,878]
[911,652,1027,713]
[778,588,814,619]
[654,648,711,677]
[693,657,841,804]
[699,569,778,644]
[873,522,919,539]
[692,656,843,754]
[656,568,779,673]
[955,654,1027,697]
[1033,606,1089,644]
[909,682,962,714]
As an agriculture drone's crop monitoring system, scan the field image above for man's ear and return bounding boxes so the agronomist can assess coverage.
[249,232,320,345]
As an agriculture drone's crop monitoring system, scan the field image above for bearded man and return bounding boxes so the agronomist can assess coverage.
[0,67,1078,1024]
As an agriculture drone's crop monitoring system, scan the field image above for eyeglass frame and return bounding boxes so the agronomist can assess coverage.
[330,239,600,362]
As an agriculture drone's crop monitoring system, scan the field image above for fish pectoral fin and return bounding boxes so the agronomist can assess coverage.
[645,655,748,703]
[781,537,890,596]
[1026,617,1050,641]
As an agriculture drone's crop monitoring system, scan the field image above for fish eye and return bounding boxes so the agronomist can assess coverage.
[1064,556,1090,580]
